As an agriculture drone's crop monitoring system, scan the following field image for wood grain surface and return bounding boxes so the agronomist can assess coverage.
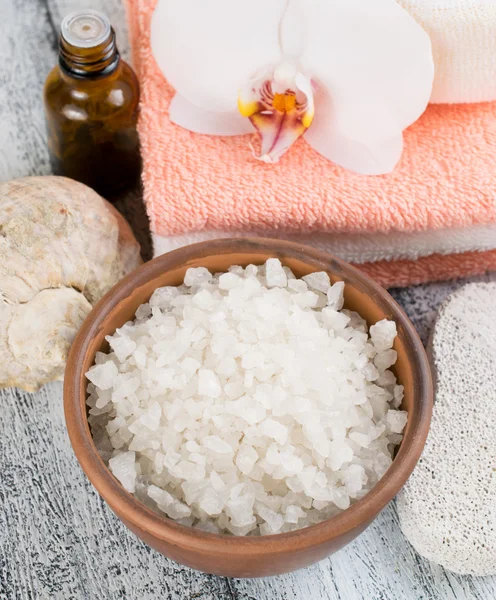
[1,0,496,598]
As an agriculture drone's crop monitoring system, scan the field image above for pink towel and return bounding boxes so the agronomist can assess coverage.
[128,0,496,287]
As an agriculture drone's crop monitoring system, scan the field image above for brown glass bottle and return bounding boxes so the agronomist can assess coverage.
[44,11,141,199]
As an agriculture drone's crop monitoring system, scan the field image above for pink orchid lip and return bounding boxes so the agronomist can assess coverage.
[238,76,315,163]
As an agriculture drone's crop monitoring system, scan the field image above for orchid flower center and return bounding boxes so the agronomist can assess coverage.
[238,63,315,163]
[272,91,296,113]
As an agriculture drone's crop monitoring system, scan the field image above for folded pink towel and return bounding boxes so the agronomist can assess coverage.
[128,0,496,287]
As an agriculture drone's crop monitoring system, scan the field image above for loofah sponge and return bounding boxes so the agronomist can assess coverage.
[397,282,496,575]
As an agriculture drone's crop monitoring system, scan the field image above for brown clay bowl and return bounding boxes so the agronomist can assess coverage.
[64,238,433,578]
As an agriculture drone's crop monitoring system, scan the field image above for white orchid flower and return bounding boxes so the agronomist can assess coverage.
[151,0,434,175]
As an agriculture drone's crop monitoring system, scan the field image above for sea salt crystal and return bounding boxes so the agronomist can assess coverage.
[193,290,215,310]
[109,451,136,492]
[303,271,331,293]
[235,445,258,474]
[370,319,397,352]
[86,361,118,390]
[343,464,367,496]
[95,389,111,409]
[140,402,162,431]
[362,363,380,382]
[327,440,354,471]
[227,497,257,528]
[135,303,151,320]
[375,349,398,372]
[209,470,225,490]
[285,505,306,524]
[258,506,285,532]
[245,264,258,278]
[180,357,201,376]
[134,348,147,368]
[326,281,345,310]
[279,452,304,475]
[198,369,221,398]
[349,432,371,448]
[343,310,367,332]
[219,272,243,290]
[106,335,136,362]
[228,265,245,276]
[87,258,407,537]
[288,279,308,293]
[204,436,233,454]
[217,357,236,376]
[386,409,408,433]
[376,370,397,388]
[322,307,350,331]
[148,484,173,509]
[333,487,350,511]
[199,489,225,515]
[393,385,404,408]
[149,484,192,519]
[293,291,319,309]
[184,267,212,287]
[260,419,289,445]
[265,258,288,288]
[149,286,179,309]
[374,452,393,478]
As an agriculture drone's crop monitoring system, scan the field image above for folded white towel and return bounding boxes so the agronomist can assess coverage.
[153,223,496,264]
[399,0,496,103]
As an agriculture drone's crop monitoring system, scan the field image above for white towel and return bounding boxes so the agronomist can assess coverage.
[398,0,496,103]
[153,223,496,264]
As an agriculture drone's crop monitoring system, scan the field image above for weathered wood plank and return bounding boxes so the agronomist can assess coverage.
[0,384,234,600]
[0,0,56,180]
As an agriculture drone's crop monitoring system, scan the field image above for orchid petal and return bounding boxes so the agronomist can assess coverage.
[300,0,434,144]
[305,127,403,176]
[279,0,304,58]
[151,0,286,113]
[169,94,255,136]
[304,86,402,175]
[304,122,402,175]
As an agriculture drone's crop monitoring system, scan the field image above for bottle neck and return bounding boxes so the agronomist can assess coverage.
[59,28,120,79]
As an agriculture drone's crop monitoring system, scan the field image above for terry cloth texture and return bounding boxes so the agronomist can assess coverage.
[398,0,496,104]
[128,0,496,287]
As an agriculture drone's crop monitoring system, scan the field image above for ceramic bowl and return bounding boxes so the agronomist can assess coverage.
[64,238,433,578]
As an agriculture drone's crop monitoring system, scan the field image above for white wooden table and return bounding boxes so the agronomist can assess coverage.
[1,1,496,598]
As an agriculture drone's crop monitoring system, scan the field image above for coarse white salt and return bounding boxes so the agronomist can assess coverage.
[87,259,407,536]
[326,281,345,311]
[86,361,118,390]
[198,369,222,398]
[370,319,397,352]
[265,258,288,288]
[303,271,331,293]
[204,436,233,454]
[184,267,212,287]
[108,451,136,493]
[106,335,137,362]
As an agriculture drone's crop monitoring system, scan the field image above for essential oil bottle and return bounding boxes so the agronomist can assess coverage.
[44,11,141,199]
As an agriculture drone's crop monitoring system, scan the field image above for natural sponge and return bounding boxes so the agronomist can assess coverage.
[397,282,496,575]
